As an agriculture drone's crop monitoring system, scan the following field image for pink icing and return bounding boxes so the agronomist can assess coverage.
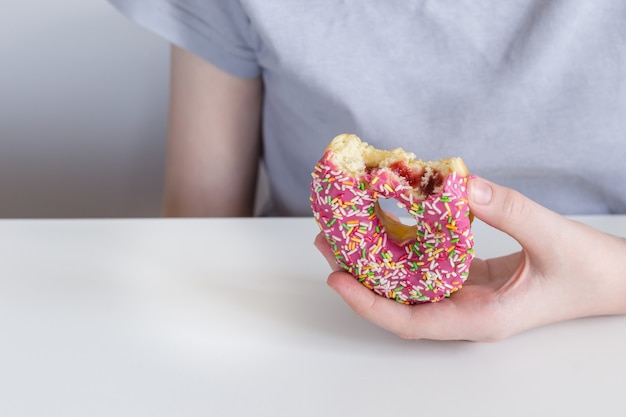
[310,149,475,304]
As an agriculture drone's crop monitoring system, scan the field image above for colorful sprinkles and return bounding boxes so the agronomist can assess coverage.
[310,149,475,304]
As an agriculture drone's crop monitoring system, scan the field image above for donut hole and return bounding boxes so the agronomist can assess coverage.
[374,198,417,245]
[376,197,412,224]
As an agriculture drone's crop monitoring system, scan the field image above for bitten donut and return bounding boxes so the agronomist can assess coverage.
[310,134,475,304]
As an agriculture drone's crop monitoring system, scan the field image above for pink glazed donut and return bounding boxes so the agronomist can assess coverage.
[310,134,475,304]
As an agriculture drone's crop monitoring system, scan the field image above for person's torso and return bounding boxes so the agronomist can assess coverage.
[242,0,626,215]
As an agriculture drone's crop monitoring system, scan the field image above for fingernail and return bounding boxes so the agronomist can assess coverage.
[470,178,493,205]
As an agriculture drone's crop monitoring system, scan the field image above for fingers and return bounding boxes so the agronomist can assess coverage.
[327,272,499,340]
[468,177,562,250]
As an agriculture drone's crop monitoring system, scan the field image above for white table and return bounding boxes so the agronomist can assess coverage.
[1,217,626,416]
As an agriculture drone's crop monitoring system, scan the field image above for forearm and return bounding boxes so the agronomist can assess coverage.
[162,46,263,217]
[162,129,261,217]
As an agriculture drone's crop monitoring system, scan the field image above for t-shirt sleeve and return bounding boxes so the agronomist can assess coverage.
[107,0,261,78]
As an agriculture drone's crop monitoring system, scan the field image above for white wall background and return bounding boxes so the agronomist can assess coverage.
[0,1,170,217]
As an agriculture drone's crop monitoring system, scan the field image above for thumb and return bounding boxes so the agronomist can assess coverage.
[467,177,560,248]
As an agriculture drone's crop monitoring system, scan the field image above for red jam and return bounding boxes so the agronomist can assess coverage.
[390,161,443,195]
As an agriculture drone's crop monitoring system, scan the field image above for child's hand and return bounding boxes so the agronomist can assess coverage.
[315,177,626,341]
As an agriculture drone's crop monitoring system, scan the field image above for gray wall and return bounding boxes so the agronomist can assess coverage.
[0,1,170,217]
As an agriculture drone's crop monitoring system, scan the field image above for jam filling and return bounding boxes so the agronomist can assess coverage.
[389,161,444,196]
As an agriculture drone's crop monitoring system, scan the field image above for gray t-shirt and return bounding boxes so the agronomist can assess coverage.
[108,0,626,216]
